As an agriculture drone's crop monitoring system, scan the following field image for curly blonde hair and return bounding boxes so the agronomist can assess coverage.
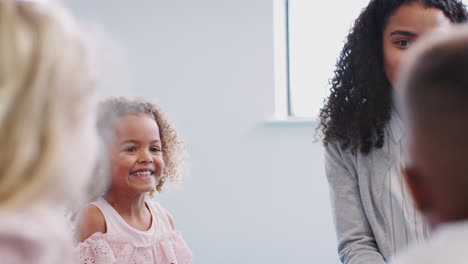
[97,97,186,195]
[0,0,96,208]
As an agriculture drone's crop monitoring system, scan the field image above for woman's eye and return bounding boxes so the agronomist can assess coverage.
[395,40,411,47]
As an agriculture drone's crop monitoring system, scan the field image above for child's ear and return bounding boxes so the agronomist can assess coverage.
[402,166,431,213]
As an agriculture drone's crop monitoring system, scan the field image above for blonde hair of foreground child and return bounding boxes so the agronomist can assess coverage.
[0,0,98,209]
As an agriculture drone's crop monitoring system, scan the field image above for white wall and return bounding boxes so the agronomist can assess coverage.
[66,0,338,263]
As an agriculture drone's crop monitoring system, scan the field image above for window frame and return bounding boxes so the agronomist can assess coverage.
[271,0,317,124]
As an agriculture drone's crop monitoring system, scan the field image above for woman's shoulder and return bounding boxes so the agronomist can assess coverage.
[324,140,358,165]
[75,204,106,243]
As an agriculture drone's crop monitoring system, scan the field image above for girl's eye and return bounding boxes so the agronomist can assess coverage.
[125,147,137,152]
[150,147,161,152]
[395,40,411,47]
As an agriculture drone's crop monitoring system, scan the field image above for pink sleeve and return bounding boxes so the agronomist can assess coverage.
[78,233,117,264]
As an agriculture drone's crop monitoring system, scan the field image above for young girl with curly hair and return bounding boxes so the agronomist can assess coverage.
[319,0,467,263]
[76,97,192,264]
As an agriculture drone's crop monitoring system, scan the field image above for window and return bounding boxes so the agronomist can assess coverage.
[273,0,370,119]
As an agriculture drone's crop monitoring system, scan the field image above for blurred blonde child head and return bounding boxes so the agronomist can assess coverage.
[0,0,98,209]
[97,97,186,196]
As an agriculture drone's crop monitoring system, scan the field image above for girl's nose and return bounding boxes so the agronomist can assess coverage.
[137,150,152,163]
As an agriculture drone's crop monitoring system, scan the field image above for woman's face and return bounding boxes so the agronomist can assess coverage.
[382,2,451,88]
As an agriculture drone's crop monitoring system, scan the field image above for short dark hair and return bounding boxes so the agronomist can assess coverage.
[404,28,468,130]
[399,26,468,213]
[402,26,468,150]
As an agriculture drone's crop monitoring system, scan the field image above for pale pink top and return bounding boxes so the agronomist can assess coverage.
[0,207,78,264]
[78,197,192,264]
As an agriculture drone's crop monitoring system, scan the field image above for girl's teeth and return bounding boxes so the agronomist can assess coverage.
[134,171,151,176]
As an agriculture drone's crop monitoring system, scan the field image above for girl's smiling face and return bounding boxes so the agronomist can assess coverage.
[108,114,164,195]
[382,2,451,88]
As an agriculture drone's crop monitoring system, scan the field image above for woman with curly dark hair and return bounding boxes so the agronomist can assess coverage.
[319,0,467,263]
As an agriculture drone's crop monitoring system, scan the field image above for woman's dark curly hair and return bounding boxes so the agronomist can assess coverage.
[319,0,467,154]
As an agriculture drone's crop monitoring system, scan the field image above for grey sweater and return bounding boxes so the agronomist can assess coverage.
[325,112,428,264]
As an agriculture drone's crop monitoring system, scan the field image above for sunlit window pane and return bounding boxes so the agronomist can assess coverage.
[288,0,370,117]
